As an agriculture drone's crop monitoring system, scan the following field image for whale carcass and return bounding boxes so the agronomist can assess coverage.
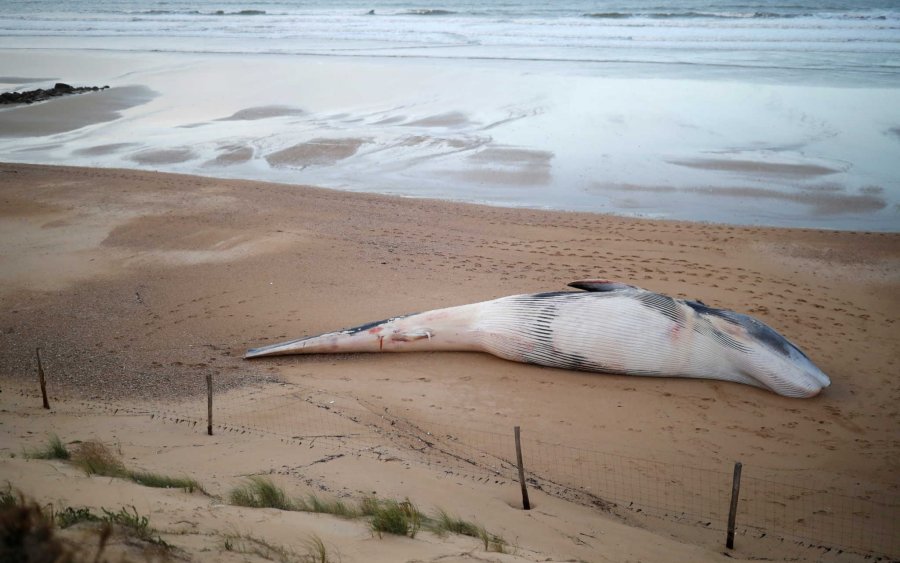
[244,281,831,398]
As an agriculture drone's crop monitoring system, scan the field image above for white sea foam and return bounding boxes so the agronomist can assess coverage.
[0,1,898,84]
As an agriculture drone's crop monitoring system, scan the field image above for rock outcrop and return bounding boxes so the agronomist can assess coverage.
[0,83,110,105]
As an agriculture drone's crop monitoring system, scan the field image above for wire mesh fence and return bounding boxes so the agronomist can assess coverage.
[6,350,899,560]
[739,471,899,557]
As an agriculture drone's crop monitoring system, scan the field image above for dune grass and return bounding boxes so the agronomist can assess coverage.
[227,477,503,547]
[54,506,100,528]
[369,498,422,538]
[129,470,203,493]
[0,488,74,562]
[223,532,333,563]
[477,526,509,553]
[70,440,205,493]
[0,485,170,561]
[72,440,127,477]
[229,479,423,537]
[428,508,507,551]
[430,508,481,537]
[230,476,294,510]
[303,534,330,563]
[224,532,295,562]
[24,434,70,460]
[101,506,169,547]
[229,478,360,518]
[296,494,360,519]
[0,484,16,510]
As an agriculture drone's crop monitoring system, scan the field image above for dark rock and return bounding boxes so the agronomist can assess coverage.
[0,83,112,105]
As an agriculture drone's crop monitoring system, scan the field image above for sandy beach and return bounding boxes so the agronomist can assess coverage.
[1,162,898,561]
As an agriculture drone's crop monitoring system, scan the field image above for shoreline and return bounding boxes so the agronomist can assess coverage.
[3,43,896,86]
[3,156,898,234]
[5,161,896,236]
[2,48,898,231]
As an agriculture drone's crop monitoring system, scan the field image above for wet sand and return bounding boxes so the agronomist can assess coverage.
[0,85,157,137]
[0,163,898,561]
[2,49,898,229]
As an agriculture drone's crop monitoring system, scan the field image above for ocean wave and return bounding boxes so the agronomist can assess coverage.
[211,10,267,16]
[128,9,268,17]
[2,2,897,83]
[124,10,267,16]
[583,11,892,21]
[404,9,456,16]
[584,11,797,20]
[582,12,631,19]
[132,10,201,15]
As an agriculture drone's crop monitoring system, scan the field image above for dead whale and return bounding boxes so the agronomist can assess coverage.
[245,280,831,398]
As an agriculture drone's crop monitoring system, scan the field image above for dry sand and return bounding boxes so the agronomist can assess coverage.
[1,163,898,562]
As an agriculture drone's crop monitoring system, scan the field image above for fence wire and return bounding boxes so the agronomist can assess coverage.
[739,472,898,557]
[5,356,898,560]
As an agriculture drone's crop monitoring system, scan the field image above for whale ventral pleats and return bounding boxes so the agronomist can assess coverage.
[635,292,685,326]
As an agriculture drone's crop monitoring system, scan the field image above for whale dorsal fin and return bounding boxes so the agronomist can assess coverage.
[568,280,635,292]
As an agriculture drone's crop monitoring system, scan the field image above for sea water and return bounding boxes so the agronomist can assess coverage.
[1,1,899,229]
[1,0,898,85]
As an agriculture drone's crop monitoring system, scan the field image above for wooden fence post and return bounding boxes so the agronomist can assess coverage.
[206,374,213,436]
[36,348,49,409]
[726,461,743,549]
[514,426,531,510]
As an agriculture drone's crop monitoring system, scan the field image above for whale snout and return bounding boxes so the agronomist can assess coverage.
[792,352,831,397]
[789,369,830,398]
[749,345,831,398]
[728,315,831,398]
[805,360,831,390]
